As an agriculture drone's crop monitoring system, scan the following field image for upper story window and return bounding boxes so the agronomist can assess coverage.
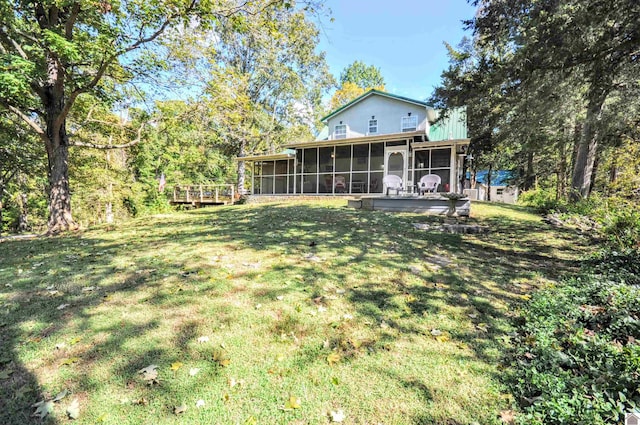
[334,124,347,139]
[368,119,378,134]
[401,116,418,132]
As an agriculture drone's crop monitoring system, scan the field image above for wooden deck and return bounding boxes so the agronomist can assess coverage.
[171,184,235,207]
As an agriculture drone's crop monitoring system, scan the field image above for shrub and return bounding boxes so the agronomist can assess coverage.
[506,251,640,424]
[518,187,567,214]
[599,207,640,250]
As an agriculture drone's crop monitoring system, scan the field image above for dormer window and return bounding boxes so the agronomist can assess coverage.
[401,116,417,132]
[368,118,378,134]
[334,124,347,139]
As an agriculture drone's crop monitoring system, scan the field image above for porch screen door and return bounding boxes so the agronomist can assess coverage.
[385,148,407,184]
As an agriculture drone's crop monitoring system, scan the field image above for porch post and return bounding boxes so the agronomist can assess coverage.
[449,146,457,193]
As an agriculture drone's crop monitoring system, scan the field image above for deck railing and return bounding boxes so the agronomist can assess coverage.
[172,184,235,205]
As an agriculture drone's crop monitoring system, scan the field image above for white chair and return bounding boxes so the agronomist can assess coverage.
[383,175,403,195]
[418,174,441,195]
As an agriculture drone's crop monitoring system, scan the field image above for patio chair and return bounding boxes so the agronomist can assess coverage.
[383,175,403,196]
[418,174,441,195]
[334,175,346,193]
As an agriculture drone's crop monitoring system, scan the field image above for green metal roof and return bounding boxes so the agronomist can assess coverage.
[315,125,329,141]
[321,89,431,122]
[428,107,468,141]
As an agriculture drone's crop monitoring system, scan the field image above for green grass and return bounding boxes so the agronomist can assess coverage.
[0,200,591,424]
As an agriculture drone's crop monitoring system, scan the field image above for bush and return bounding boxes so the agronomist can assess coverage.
[506,251,640,424]
[599,207,640,250]
[518,187,566,214]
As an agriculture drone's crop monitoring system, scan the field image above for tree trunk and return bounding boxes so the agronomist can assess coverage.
[557,132,568,200]
[46,136,76,233]
[523,152,535,190]
[0,190,4,237]
[44,54,77,234]
[486,164,492,202]
[18,192,29,232]
[589,154,600,195]
[237,140,246,195]
[570,87,607,201]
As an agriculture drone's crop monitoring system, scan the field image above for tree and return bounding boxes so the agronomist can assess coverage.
[330,61,385,110]
[199,0,334,193]
[339,60,385,89]
[470,0,640,200]
[0,0,264,233]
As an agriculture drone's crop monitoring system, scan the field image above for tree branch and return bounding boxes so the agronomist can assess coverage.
[69,123,145,149]
[1,102,47,142]
[65,3,81,40]
[0,29,29,60]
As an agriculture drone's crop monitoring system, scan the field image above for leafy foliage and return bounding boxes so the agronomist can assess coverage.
[339,60,385,89]
[506,250,640,424]
[329,60,385,110]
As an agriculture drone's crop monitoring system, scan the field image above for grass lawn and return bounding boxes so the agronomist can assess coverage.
[0,200,591,424]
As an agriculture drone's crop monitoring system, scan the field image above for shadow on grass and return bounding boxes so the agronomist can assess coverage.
[0,200,589,423]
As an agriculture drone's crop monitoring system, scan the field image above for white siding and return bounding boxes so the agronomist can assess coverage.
[327,94,428,139]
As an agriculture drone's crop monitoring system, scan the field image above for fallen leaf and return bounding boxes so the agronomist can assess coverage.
[244,416,257,425]
[173,404,187,415]
[52,389,68,402]
[283,395,301,410]
[69,337,82,345]
[330,409,346,422]
[222,392,230,402]
[15,385,31,399]
[32,400,54,419]
[96,413,108,422]
[170,361,183,371]
[476,323,489,333]
[213,350,230,367]
[138,364,159,383]
[61,357,80,366]
[0,369,14,379]
[326,352,340,366]
[435,335,450,343]
[500,409,516,424]
[133,397,148,406]
[66,398,80,419]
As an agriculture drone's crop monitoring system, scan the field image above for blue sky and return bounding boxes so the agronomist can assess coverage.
[317,0,477,101]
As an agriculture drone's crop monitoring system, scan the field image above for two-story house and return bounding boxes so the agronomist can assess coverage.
[240,89,470,196]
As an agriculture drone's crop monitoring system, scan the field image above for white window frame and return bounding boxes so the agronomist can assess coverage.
[401,116,418,132]
[368,119,378,134]
[334,124,347,139]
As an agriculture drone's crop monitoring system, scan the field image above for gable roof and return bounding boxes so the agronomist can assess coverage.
[321,89,430,122]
